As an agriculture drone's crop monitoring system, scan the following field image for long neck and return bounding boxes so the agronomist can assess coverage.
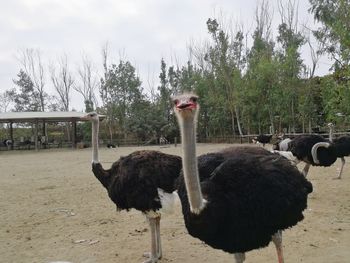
[180,117,205,214]
[329,126,334,142]
[91,119,99,164]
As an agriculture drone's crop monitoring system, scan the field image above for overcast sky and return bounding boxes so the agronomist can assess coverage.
[0,0,331,111]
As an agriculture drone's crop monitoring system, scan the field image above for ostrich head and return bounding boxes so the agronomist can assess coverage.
[81,112,99,122]
[173,93,199,120]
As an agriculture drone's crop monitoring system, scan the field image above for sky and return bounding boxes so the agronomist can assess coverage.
[0,0,332,111]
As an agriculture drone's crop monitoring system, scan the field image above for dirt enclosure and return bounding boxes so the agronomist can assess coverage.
[1,144,350,263]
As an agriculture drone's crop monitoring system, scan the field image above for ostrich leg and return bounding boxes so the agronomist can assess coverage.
[272,230,284,263]
[143,217,158,263]
[155,215,162,259]
[302,163,311,177]
[334,157,345,179]
[234,253,246,263]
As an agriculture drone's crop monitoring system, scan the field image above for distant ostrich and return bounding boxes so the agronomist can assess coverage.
[328,123,350,179]
[106,143,116,148]
[81,112,182,263]
[3,139,12,149]
[252,134,273,147]
[173,93,312,263]
[288,134,337,177]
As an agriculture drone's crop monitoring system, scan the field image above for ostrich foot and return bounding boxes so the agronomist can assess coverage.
[332,168,343,180]
[142,252,159,263]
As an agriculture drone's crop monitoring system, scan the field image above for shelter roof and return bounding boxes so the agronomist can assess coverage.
[0,111,104,123]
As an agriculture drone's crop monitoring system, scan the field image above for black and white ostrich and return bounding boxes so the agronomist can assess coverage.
[288,134,338,177]
[328,123,350,179]
[252,134,273,147]
[3,139,13,149]
[81,112,182,263]
[173,93,312,263]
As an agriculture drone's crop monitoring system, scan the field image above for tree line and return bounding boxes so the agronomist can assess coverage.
[1,0,349,143]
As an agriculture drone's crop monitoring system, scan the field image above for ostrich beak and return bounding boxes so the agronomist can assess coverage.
[80,114,90,121]
[176,99,197,111]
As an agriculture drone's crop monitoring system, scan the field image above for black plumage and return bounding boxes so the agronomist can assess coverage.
[106,143,116,148]
[253,134,273,146]
[289,135,337,166]
[333,136,350,158]
[173,93,312,262]
[176,147,312,254]
[92,150,182,212]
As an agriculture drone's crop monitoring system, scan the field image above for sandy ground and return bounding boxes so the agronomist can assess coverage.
[1,144,350,263]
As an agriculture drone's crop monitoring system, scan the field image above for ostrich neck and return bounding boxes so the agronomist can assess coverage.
[92,119,100,163]
[180,117,205,214]
[329,127,334,142]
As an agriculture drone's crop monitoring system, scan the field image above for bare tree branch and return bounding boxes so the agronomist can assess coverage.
[50,55,74,111]
[74,54,98,111]
[17,48,46,111]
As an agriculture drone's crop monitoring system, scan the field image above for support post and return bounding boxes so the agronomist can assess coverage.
[34,119,38,151]
[72,120,77,149]
[10,122,14,150]
[42,121,46,149]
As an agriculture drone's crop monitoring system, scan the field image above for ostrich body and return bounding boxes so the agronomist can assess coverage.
[82,112,182,263]
[173,94,312,263]
[289,134,337,177]
[252,134,273,147]
[272,138,292,151]
[328,123,350,179]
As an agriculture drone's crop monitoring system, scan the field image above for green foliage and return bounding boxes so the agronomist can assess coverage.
[309,0,350,67]
[100,60,143,139]
[13,70,41,112]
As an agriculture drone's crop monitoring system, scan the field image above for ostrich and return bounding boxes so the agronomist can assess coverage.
[3,139,13,149]
[252,134,273,147]
[173,93,312,263]
[288,134,337,177]
[328,123,350,179]
[106,143,116,148]
[81,112,182,263]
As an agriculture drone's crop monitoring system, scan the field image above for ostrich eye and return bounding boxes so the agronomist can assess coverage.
[173,99,179,105]
[190,97,198,103]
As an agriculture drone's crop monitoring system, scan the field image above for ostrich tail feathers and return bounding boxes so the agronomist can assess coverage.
[157,188,181,214]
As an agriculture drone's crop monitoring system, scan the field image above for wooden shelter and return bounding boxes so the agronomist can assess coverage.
[0,111,102,151]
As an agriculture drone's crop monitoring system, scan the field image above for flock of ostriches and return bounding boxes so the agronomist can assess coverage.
[80,93,349,263]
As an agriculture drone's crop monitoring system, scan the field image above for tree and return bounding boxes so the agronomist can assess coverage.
[204,17,246,136]
[157,58,172,122]
[0,89,16,113]
[17,48,47,111]
[100,60,143,140]
[245,0,278,133]
[50,55,75,141]
[75,54,98,112]
[12,70,41,112]
[276,0,305,133]
[50,55,74,112]
[309,0,350,70]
